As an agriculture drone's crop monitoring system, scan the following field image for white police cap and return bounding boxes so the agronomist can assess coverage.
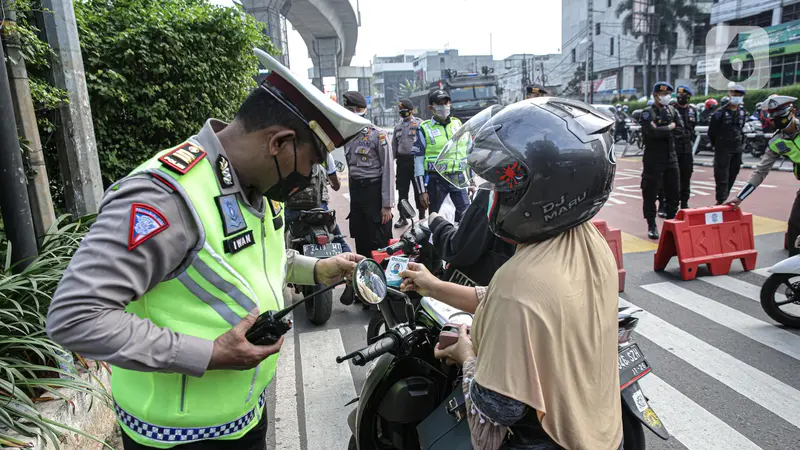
[253,48,370,151]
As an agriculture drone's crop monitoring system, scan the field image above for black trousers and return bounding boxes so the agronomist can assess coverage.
[122,408,268,450]
[642,162,680,221]
[349,177,392,257]
[395,156,423,217]
[714,150,743,204]
[789,190,800,257]
[657,152,694,207]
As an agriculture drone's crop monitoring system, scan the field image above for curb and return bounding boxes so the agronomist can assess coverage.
[692,161,793,172]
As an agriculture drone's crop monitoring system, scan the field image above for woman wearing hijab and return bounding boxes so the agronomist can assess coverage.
[400,99,622,450]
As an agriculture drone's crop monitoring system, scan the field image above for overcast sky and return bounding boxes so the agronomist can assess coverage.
[210,0,561,85]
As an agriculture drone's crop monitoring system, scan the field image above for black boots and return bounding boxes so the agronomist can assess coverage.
[657,202,667,218]
[394,218,408,229]
[647,220,660,240]
[681,201,689,210]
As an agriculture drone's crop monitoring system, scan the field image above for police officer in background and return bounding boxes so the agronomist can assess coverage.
[393,98,425,227]
[673,85,697,209]
[413,89,469,221]
[640,81,683,240]
[525,83,548,99]
[46,50,367,450]
[342,91,395,256]
[708,84,747,204]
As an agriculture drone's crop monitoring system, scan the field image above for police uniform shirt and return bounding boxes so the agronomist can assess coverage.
[344,126,396,208]
[46,119,318,378]
[709,105,747,149]
[393,115,422,158]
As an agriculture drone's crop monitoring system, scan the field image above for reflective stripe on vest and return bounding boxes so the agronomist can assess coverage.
[112,144,286,449]
[422,119,461,173]
[768,136,800,180]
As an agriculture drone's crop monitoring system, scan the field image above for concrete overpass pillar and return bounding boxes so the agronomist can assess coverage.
[310,37,341,97]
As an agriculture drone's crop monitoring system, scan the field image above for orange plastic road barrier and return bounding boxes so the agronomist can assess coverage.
[654,205,757,281]
[591,219,626,292]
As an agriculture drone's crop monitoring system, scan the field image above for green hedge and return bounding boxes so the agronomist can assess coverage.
[625,84,800,112]
[38,0,277,196]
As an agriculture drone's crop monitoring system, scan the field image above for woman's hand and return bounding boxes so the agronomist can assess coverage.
[399,262,441,297]
[433,324,476,366]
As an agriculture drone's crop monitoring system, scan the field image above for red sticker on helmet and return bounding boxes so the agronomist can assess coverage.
[497,162,525,189]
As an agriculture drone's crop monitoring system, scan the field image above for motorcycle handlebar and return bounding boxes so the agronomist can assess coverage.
[350,335,399,366]
[384,241,406,256]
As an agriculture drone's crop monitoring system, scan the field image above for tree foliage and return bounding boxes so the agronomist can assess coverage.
[74,0,277,186]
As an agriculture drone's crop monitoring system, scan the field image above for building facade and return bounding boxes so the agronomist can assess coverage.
[710,0,800,89]
[369,55,416,127]
[560,0,713,102]
[496,54,562,104]
[412,49,495,85]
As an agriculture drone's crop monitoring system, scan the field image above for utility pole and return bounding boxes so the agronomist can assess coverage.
[0,41,38,272]
[587,0,594,104]
[39,0,104,217]
[2,1,56,238]
[618,34,622,96]
[522,53,529,87]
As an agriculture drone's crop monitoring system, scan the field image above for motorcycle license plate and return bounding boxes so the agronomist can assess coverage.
[303,243,342,258]
[619,343,651,390]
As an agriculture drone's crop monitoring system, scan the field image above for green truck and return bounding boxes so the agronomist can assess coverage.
[409,71,500,122]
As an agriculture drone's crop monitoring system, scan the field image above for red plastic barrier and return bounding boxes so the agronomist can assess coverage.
[653,205,757,281]
[591,219,626,292]
[370,238,401,265]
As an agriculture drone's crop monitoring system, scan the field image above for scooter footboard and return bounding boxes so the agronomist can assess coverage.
[621,382,669,440]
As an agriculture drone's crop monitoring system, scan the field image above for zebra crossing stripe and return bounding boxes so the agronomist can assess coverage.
[753,268,772,278]
[637,374,763,450]
[642,282,800,361]
[618,297,800,429]
[299,329,358,450]
[699,275,800,317]
[274,329,301,450]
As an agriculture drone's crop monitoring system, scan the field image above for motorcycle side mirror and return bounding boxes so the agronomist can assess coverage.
[399,199,415,220]
[353,259,388,305]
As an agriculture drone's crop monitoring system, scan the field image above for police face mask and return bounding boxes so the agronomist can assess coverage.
[400,109,411,118]
[265,139,313,202]
[433,105,451,119]
[730,96,743,105]
[677,96,689,106]
[658,94,671,105]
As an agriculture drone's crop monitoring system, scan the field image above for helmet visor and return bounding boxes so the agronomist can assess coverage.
[435,105,530,192]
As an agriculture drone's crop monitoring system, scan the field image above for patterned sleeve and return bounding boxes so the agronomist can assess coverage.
[461,357,512,450]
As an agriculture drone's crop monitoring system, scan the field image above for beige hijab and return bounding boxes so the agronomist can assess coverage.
[472,221,622,450]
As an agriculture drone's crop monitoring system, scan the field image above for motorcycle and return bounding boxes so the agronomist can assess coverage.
[760,249,800,328]
[340,262,669,450]
[285,208,343,325]
[367,200,443,341]
[743,119,767,158]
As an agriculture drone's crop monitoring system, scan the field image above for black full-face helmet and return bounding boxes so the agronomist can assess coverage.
[435,98,616,244]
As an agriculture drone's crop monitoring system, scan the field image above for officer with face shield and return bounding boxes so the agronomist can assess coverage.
[728,95,800,255]
[412,89,470,221]
[342,91,395,257]
[708,84,747,204]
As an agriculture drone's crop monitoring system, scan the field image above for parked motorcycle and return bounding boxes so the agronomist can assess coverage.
[285,208,343,325]
[760,249,800,328]
[340,262,670,450]
[743,119,767,158]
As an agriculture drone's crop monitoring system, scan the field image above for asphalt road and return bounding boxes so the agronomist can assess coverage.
[262,154,800,450]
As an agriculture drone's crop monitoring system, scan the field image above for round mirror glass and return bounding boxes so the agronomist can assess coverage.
[353,259,387,305]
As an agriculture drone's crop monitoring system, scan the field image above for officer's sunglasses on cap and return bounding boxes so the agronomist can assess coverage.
[258,81,329,169]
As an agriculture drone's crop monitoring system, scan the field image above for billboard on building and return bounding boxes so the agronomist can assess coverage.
[582,75,618,94]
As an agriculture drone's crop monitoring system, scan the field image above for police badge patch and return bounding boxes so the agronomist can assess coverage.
[215,194,247,237]
[268,199,283,230]
[159,142,207,174]
[217,155,234,188]
[128,203,169,251]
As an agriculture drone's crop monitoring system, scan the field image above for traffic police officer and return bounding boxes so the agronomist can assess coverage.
[708,84,747,204]
[46,50,368,450]
[412,89,470,222]
[728,95,800,255]
[640,81,684,239]
[393,98,424,227]
[342,91,395,256]
[525,83,548,99]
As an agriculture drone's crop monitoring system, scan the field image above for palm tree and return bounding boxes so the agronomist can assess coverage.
[617,0,701,86]
[397,79,422,100]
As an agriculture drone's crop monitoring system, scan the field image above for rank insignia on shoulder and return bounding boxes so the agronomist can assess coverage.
[159,142,206,175]
[224,230,255,255]
[379,133,387,146]
[128,203,169,251]
[217,155,235,189]
[268,200,284,230]
[216,194,247,237]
